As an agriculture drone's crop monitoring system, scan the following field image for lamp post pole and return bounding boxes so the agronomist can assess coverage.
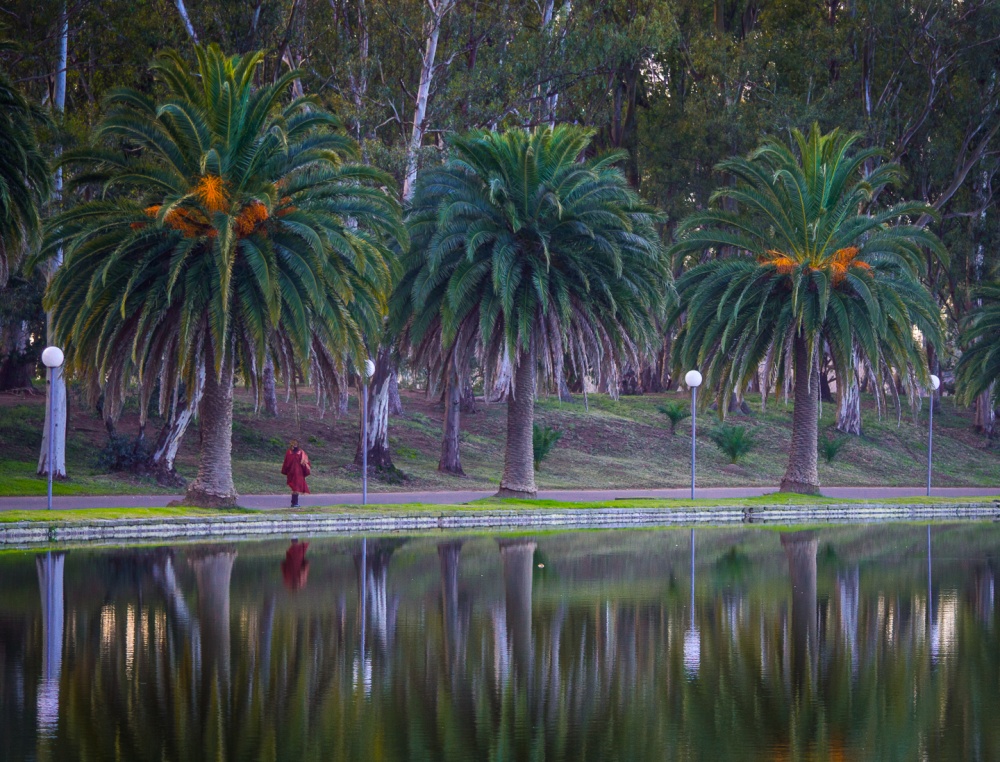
[41,347,64,511]
[927,374,940,497]
[361,358,376,506]
[685,370,703,500]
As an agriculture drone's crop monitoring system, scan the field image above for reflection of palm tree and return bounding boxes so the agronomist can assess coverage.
[836,567,860,676]
[782,532,818,692]
[438,541,468,686]
[499,539,536,684]
[35,552,65,741]
[190,550,237,698]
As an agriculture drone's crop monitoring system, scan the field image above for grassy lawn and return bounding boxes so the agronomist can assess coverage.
[2,384,999,497]
[2,493,996,523]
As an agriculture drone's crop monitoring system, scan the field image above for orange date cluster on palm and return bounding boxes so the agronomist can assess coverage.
[759,246,871,285]
[132,175,271,239]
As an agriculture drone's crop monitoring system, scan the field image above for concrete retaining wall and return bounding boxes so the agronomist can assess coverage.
[2,501,998,547]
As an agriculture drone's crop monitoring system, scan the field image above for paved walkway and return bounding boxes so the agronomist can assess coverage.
[2,485,998,511]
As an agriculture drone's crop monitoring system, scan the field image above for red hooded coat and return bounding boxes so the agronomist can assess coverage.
[281,447,310,493]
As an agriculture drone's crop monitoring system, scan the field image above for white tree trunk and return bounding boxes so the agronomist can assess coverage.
[174,0,199,42]
[401,0,455,201]
[836,380,862,436]
[151,361,204,477]
[37,366,67,477]
[38,7,68,478]
[975,387,995,436]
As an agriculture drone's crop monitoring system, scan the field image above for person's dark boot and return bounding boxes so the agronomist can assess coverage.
[291,493,298,507]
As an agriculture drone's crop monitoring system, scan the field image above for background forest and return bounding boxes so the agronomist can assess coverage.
[2,0,1000,497]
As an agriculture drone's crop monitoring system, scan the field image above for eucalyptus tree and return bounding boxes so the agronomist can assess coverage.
[42,45,404,505]
[0,62,50,287]
[669,125,944,494]
[404,125,665,496]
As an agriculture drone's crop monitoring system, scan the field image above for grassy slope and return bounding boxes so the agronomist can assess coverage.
[1,385,999,496]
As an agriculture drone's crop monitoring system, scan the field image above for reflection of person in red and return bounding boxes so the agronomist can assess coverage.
[281,539,310,591]
[280,439,310,507]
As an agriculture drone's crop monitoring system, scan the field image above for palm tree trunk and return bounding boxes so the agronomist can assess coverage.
[439,362,464,475]
[974,386,995,435]
[780,336,821,494]
[498,343,537,497]
[186,343,238,507]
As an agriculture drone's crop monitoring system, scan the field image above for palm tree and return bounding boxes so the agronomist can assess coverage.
[669,124,943,494]
[42,45,404,506]
[956,284,1000,411]
[403,126,665,497]
[0,59,50,286]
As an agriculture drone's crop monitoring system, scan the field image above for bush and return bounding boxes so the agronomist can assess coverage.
[820,434,848,463]
[657,401,691,435]
[533,424,563,470]
[709,424,755,463]
[97,434,151,473]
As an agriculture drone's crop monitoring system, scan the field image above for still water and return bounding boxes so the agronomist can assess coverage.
[1,524,998,761]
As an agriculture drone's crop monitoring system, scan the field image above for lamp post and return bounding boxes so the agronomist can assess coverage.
[41,347,64,511]
[684,370,703,500]
[927,374,940,497]
[361,358,376,505]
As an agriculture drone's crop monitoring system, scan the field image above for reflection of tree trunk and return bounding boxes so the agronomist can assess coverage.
[438,541,466,686]
[782,532,818,693]
[191,551,237,699]
[35,552,65,738]
[837,567,859,676]
[499,539,536,684]
[354,541,401,653]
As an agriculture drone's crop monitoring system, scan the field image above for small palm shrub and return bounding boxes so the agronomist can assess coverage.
[533,424,563,470]
[658,401,691,435]
[709,424,756,464]
[97,434,151,473]
[820,435,849,464]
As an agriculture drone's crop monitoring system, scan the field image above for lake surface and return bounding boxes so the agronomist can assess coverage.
[1,523,998,761]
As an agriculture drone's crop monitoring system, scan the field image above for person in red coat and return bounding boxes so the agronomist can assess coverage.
[281,439,310,507]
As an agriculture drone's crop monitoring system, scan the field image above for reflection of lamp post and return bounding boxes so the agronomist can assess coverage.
[927,374,940,497]
[361,358,376,505]
[684,370,703,499]
[683,528,699,677]
[41,346,64,511]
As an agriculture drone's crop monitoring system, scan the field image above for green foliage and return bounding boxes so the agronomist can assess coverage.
[96,434,151,473]
[399,125,666,389]
[957,284,1000,408]
[533,424,563,470]
[41,43,405,428]
[0,65,50,286]
[820,435,849,464]
[657,401,690,435]
[709,424,756,464]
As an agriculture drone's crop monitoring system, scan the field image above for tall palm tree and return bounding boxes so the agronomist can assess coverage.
[0,58,51,286]
[956,284,1000,411]
[403,126,665,497]
[42,45,405,506]
[669,124,943,494]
